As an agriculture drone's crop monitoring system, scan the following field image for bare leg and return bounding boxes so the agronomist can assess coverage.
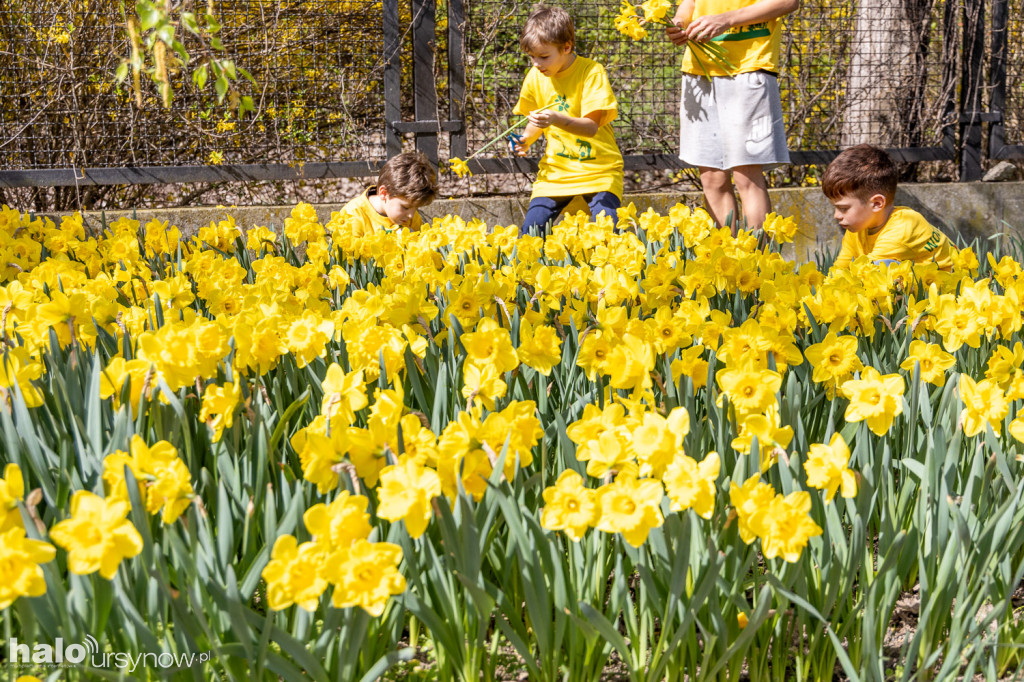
[732,165,770,229]
[698,166,738,229]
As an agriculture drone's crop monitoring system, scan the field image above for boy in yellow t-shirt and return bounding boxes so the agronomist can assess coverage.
[511,4,624,236]
[823,145,955,271]
[666,0,798,231]
[341,151,438,236]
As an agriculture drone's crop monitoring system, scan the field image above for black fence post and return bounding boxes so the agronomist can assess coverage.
[959,0,985,181]
[448,0,467,160]
[383,0,403,158]
[988,0,1009,159]
[412,0,440,167]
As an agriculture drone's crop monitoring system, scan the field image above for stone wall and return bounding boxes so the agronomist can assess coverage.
[47,182,1024,264]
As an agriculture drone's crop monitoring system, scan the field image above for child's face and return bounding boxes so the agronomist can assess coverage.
[377,186,423,226]
[829,192,888,234]
[525,41,574,77]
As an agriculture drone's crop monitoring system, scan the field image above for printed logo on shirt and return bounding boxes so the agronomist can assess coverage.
[554,137,596,161]
[553,94,570,112]
[923,230,943,252]
[712,22,771,42]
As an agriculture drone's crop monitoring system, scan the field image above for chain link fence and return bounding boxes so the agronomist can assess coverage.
[0,0,1019,210]
[0,0,387,190]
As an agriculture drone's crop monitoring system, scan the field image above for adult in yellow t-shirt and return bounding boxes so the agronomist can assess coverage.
[512,5,624,236]
[665,0,799,231]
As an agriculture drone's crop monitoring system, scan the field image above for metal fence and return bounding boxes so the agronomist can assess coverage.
[0,0,1020,203]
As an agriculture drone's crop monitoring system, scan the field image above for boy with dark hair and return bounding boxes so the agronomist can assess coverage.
[342,150,438,234]
[512,4,624,236]
[822,144,955,270]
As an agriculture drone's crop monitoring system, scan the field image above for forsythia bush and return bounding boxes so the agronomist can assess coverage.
[2,201,1024,680]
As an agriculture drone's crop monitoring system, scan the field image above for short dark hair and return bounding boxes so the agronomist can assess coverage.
[378,151,438,205]
[821,144,898,203]
[520,4,575,53]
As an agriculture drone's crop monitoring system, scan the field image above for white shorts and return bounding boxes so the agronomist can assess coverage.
[679,70,790,171]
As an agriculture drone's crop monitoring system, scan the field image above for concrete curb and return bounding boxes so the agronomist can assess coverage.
[45,182,1024,263]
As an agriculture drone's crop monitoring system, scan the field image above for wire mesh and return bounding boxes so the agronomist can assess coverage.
[0,0,999,186]
[0,0,388,170]
[1001,0,1024,146]
[462,0,959,167]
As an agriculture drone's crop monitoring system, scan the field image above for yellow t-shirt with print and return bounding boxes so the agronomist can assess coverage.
[514,56,624,199]
[341,186,423,237]
[681,0,783,77]
[833,207,956,271]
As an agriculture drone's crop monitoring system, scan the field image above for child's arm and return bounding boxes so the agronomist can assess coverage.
[686,0,799,42]
[512,111,605,155]
[528,109,604,137]
[666,0,695,46]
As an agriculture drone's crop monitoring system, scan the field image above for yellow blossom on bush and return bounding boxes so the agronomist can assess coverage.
[449,158,471,178]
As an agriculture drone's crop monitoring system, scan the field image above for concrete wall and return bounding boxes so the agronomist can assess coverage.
[56,182,1024,263]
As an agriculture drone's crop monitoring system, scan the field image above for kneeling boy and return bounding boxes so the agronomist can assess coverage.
[343,150,438,235]
[823,145,955,271]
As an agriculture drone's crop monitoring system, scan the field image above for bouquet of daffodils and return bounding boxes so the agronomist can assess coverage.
[614,0,735,78]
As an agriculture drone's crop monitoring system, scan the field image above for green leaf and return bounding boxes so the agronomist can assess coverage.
[136,1,162,30]
[193,63,209,91]
[214,75,229,101]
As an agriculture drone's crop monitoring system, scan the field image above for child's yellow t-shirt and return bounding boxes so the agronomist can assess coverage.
[514,56,624,199]
[833,207,956,271]
[681,0,783,77]
[341,187,423,236]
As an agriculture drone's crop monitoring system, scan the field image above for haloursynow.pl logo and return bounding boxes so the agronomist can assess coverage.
[6,635,211,673]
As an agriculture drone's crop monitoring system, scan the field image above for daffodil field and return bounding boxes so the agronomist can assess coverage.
[4,201,1024,681]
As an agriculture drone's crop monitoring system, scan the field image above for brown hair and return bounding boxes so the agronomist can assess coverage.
[821,144,898,202]
[378,151,438,205]
[520,4,575,53]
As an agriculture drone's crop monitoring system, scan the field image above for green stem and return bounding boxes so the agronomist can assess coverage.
[463,102,557,161]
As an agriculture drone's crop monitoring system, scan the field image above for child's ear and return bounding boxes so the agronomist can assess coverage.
[561,42,574,54]
[377,184,390,201]
[869,193,887,212]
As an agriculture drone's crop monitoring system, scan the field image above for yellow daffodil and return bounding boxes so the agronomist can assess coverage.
[840,368,904,436]
[804,433,857,502]
[541,470,598,542]
[376,456,441,539]
[595,474,664,547]
[0,526,55,609]
[49,491,143,579]
[261,535,328,612]
[959,374,1009,437]
[321,540,406,616]
[663,451,720,519]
